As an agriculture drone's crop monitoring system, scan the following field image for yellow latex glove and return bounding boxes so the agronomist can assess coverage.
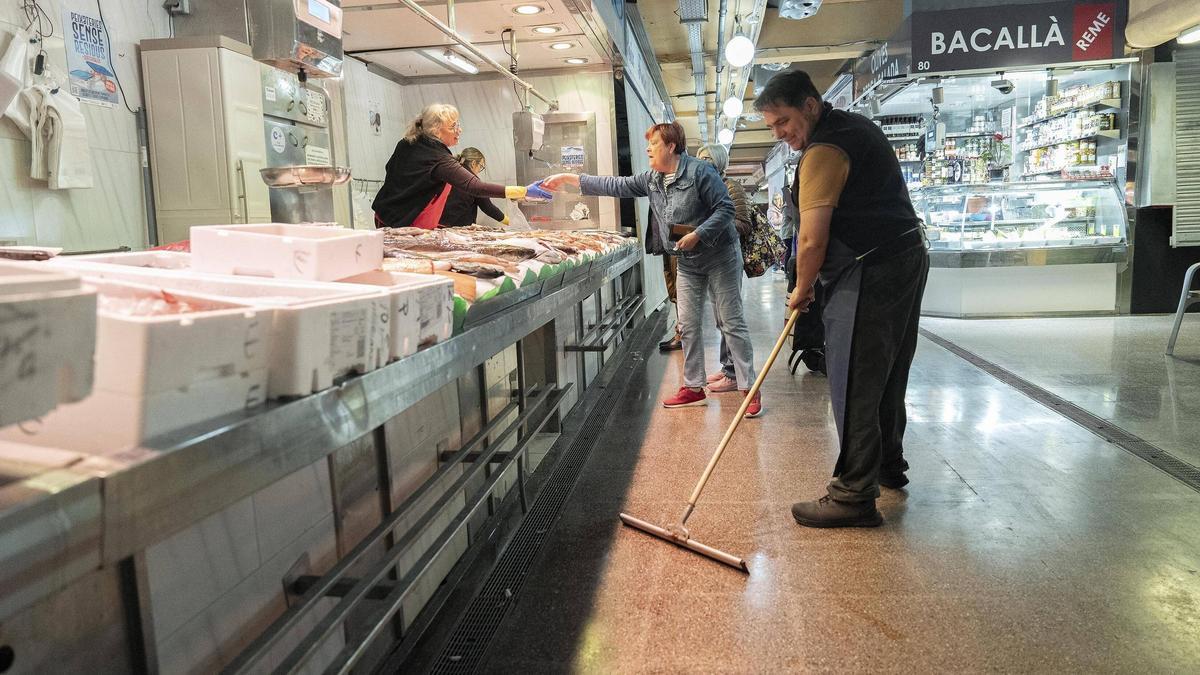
[504,186,527,200]
[501,215,511,225]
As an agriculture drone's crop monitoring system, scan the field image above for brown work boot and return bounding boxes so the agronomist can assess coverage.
[791,496,882,528]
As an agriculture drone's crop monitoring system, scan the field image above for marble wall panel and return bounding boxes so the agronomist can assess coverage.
[0,1,168,251]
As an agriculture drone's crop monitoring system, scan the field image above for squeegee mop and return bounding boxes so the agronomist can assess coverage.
[620,309,802,573]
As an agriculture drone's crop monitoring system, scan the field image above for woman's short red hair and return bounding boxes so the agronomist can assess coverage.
[645,122,686,155]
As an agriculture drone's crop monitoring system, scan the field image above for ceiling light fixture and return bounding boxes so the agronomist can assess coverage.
[1179,23,1200,44]
[549,42,574,50]
[725,34,755,68]
[424,49,479,75]
[1045,70,1059,97]
[532,25,561,34]
[717,128,735,145]
[513,4,544,15]
[723,96,743,118]
[564,57,588,65]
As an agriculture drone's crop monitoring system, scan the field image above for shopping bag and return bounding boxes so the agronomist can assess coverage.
[741,209,785,278]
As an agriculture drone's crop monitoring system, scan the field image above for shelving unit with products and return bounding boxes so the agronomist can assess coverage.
[912,180,1126,251]
[1016,80,1124,179]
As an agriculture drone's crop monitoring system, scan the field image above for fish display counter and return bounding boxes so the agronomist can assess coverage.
[0,225,646,673]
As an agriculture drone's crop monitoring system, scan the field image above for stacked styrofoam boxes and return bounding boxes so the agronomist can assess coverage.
[0,262,96,427]
[336,270,454,361]
[3,278,269,453]
[46,259,392,398]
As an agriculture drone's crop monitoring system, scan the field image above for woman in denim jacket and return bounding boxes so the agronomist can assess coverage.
[542,122,762,418]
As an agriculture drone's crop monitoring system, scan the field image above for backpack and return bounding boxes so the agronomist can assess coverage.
[741,208,786,278]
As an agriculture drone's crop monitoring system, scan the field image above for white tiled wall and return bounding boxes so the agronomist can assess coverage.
[341,59,618,229]
[0,1,170,251]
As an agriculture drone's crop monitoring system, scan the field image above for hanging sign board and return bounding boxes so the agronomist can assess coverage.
[911,1,1127,75]
[63,2,119,107]
[853,39,912,101]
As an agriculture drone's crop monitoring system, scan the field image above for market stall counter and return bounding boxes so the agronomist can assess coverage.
[0,226,644,674]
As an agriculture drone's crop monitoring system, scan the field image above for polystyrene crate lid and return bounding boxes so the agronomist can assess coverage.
[0,260,81,297]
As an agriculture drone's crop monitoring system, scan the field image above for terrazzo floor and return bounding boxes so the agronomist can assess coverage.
[476,272,1200,674]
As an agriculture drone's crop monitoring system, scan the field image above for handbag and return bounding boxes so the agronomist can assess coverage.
[411,183,453,230]
[741,209,785,278]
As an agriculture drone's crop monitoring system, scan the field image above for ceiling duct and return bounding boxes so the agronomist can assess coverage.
[680,3,709,144]
[779,0,822,20]
[677,0,709,24]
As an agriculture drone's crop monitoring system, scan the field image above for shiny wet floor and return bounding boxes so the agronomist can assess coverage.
[478,273,1200,673]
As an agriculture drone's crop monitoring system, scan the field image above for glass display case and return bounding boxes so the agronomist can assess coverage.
[912,179,1126,252]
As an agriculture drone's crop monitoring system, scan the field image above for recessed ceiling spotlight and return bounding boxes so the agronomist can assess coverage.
[513,4,544,15]
[532,25,561,34]
[549,42,574,50]
[565,57,588,65]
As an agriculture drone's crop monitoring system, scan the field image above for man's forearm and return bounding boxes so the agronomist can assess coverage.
[794,239,826,292]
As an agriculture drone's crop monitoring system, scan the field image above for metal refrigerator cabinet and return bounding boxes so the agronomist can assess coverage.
[141,37,272,245]
[141,36,335,244]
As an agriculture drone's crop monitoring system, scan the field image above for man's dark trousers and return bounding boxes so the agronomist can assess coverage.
[822,243,929,502]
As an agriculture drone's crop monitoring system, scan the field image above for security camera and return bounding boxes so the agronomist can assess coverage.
[991,78,1015,95]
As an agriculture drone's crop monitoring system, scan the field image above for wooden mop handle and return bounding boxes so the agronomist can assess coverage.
[685,309,802,508]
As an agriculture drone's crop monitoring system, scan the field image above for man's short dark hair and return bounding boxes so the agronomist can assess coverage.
[754,70,822,111]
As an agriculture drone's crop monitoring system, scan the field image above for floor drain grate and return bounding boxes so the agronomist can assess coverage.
[429,312,667,674]
[920,328,1200,494]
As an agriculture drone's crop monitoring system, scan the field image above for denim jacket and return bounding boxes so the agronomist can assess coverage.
[579,154,735,259]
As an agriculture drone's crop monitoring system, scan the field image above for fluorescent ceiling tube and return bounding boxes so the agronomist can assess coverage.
[723,96,744,118]
[1180,24,1200,44]
[725,35,755,68]
[425,49,479,74]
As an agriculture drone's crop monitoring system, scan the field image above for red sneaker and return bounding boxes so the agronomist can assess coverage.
[663,387,707,408]
[743,390,763,418]
[706,371,726,383]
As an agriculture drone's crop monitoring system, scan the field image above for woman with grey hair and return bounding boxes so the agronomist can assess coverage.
[373,103,551,228]
[697,143,753,394]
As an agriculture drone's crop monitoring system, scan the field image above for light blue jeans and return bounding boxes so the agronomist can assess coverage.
[711,280,739,380]
[676,247,756,390]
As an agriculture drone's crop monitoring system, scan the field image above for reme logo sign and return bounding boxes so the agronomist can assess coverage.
[912,1,1123,74]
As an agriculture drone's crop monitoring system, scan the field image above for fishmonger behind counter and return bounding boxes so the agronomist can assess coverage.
[373,103,552,229]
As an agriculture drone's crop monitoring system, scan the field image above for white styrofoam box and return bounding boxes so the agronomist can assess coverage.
[336,270,454,361]
[42,262,392,397]
[65,250,192,270]
[0,262,96,427]
[88,278,270,397]
[3,369,270,453]
[190,223,384,281]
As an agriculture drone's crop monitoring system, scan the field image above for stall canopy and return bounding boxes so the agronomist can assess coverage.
[1127,0,1200,49]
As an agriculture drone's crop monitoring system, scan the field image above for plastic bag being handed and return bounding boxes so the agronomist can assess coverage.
[505,203,533,231]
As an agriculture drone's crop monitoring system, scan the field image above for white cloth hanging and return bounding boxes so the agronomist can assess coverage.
[36,86,93,189]
[3,29,93,190]
[1,29,31,135]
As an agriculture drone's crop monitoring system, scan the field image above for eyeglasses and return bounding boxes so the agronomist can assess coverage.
[451,122,463,133]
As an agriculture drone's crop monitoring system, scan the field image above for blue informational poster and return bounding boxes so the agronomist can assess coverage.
[63,2,119,107]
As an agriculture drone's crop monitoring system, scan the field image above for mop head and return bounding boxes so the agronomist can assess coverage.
[619,512,748,573]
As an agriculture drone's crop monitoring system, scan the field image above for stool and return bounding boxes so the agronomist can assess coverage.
[1167,262,1200,356]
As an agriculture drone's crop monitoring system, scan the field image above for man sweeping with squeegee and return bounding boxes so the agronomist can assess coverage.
[758,70,930,529]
